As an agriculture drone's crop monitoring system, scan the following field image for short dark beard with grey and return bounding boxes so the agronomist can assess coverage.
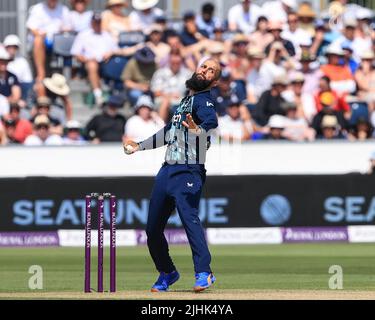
[185,73,213,92]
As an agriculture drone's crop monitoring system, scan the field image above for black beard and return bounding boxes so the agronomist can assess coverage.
[185,73,213,92]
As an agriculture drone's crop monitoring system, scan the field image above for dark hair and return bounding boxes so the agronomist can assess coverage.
[321,76,331,85]
[202,3,214,14]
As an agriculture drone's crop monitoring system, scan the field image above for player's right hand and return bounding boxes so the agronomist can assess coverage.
[123,140,139,155]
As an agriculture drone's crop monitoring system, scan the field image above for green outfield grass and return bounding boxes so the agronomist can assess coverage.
[0,244,375,298]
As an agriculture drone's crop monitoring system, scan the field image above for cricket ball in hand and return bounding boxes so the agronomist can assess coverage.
[124,144,134,155]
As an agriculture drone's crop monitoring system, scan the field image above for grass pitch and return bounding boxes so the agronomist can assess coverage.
[0,244,375,299]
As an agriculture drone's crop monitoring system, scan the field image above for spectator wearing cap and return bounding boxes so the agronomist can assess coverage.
[102,0,131,41]
[180,11,209,47]
[217,95,253,142]
[68,0,93,32]
[265,20,296,58]
[355,50,375,110]
[1,104,33,144]
[211,70,249,117]
[228,0,262,34]
[146,24,171,66]
[316,114,346,140]
[282,72,316,123]
[24,114,64,146]
[123,95,164,141]
[63,120,88,145]
[196,3,221,38]
[248,16,273,52]
[36,73,73,123]
[71,12,119,106]
[129,0,164,31]
[85,95,126,143]
[282,12,312,59]
[254,75,288,126]
[30,96,63,136]
[262,0,297,25]
[3,35,33,88]
[246,47,265,104]
[26,0,71,82]
[367,151,375,175]
[282,102,315,141]
[296,2,317,37]
[320,45,356,95]
[150,52,192,122]
[348,117,374,141]
[227,34,250,81]
[298,52,322,95]
[261,115,288,140]
[121,46,157,106]
[0,47,21,105]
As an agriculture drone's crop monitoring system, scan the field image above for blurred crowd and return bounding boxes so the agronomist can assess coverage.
[1,0,375,146]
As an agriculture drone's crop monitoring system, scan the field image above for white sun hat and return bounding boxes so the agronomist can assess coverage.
[43,73,70,96]
[3,34,21,47]
[132,0,159,11]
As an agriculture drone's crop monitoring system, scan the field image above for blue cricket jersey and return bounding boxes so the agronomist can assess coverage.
[138,90,218,164]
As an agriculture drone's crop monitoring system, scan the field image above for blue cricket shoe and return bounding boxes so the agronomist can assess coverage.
[193,272,216,292]
[151,270,180,292]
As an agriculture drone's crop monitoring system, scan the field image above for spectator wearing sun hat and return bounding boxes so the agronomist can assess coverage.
[261,114,288,140]
[123,95,164,141]
[24,114,64,146]
[63,119,88,145]
[316,114,346,140]
[102,0,131,41]
[129,0,164,31]
[296,2,317,37]
[0,47,21,105]
[265,20,296,58]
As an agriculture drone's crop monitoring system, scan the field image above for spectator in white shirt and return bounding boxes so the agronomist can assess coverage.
[129,0,164,31]
[26,0,71,82]
[151,52,192,122]
[262,0,297,25]
[146,24,170,66]
[71,12,119,105]
[228,0,263,34]
[218,95,252,142]
[123,95,164,142]
[63,119,88,145]
[24,114,63,146]
[68,0,93,33]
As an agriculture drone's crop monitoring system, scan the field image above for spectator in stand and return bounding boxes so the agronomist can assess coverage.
[262,115,287,140]
[3,35,33,98]
[196,3,221,38]
[217,95,252,142]
[68,0,93,33]
[30,96,63,136]
[85,95,126,143]
[316,114,346,140]
[121,46,157,106]
[24,114,64,146]
[129,0,164,31]
[355,50,375,112]
[0,94,9,116]
[63,120,88,145]
[1,104,33,144]
[262,0,297,25]
[355,7,374,51]
[207,42,228,68]
[36,73,73,123]
[282,72,316,123]
[102,0,131,42]
[146,24,170,66]
[180,11,209,47]
[282,102,315,141]
[1,116,17,144]
[227,34,250,81]
[123,95,164,141]
[298,52,322,95]
[367,151,375,175]
[265,20,296,58]
[314,76,351,119]
[246,47,265,104]
[296,2,317,38]
[348,117,374,141]
[341,41,359,75]
[254,75,288,126]
[0,47,21,105]
[248,16,273,52]
[151,52,192,122]
[320,45,356,95]
[211,70,248,117]
[282,12,311,59]
[71,12,119,106]
[228,0,262,34]
[26,0,71,82]
[311,90,349,137]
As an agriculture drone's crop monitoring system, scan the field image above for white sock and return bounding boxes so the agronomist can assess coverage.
[93,89,102,98]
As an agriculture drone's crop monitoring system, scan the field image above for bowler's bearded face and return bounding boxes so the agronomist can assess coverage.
[186,59,221,92]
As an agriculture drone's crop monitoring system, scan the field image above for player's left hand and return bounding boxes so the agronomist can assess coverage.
[182,114,200,132]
